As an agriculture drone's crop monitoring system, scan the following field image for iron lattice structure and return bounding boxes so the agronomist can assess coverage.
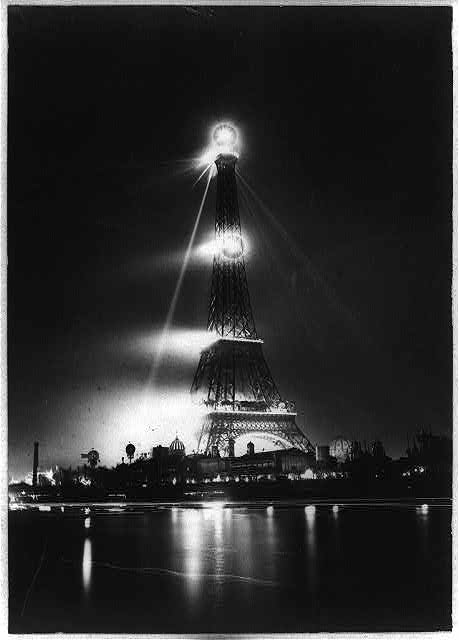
[191,153,314,455]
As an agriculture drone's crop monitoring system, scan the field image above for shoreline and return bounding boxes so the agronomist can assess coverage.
[9,496,452,508]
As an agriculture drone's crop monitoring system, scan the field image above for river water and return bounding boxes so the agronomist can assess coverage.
[9,501,451,633]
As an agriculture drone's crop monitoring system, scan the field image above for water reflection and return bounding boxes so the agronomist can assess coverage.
[168,505,284,603]
[265,506,276,568]
[203,501,224,521]
[182,509,202,580]
[82,538,92,593]
[415,503,430,557]
[416,504,430,520]
[9,502,451,632]
[84,517,91,529]
[213,508,224,542]
[213,507,225,590]
[305,505,316,527]
[237,510,255,578]
[304,505,317,593]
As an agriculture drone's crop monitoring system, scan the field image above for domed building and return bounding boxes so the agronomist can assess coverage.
[169,435,186,458]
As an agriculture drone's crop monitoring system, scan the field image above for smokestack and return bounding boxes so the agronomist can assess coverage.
[32,442,39,487]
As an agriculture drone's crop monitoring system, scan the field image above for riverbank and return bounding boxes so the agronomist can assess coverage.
[9,475,452,505]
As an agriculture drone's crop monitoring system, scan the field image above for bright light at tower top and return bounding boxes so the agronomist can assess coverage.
[197,122,240,168]
[213,123,237,149]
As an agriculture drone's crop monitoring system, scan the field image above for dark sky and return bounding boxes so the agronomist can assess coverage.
[8,6,452,478]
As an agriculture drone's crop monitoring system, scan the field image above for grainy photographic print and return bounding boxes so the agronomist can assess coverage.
[6,2,453,635]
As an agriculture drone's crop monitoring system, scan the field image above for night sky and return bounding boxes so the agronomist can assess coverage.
[8,6,452,478]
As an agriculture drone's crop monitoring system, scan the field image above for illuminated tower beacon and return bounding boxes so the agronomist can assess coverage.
[191,123,314,456]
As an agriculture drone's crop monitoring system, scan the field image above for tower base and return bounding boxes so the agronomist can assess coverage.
[198,411,315,455]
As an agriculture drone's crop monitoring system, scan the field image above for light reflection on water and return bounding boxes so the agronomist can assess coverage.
[64,503,435,607]
[82,538,92,593]
[10,502,450,633]
[182,509,202,581]
[212,507,225,592]
[416,503,430,556]
[169,504,276,600]
[265,506,277,583]
[305,504,316,523]
[304,504,317,593]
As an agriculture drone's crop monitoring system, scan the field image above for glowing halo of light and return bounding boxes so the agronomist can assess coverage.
[194,230,250,263]
[217,231,244,260]
[195,239,218,260]
[196,149,216,169]
[223,238,243,260]
[132,328,218,362]
[213,123,237,147]
[196,121,240,168]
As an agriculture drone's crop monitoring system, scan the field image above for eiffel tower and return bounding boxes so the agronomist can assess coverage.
[191,124,314,456]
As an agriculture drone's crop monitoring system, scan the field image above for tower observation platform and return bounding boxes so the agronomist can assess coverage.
[191,125,314,456]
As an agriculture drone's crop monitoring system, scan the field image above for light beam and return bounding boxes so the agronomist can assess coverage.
[147,168,213,385]
[236,170,359,331]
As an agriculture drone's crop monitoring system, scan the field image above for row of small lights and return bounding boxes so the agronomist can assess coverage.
[9,501,431,518]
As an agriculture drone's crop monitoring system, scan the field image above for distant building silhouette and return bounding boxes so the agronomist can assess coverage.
[32,442,39,487]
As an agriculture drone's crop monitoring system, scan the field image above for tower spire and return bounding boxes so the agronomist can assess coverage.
[207,153,257,338]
